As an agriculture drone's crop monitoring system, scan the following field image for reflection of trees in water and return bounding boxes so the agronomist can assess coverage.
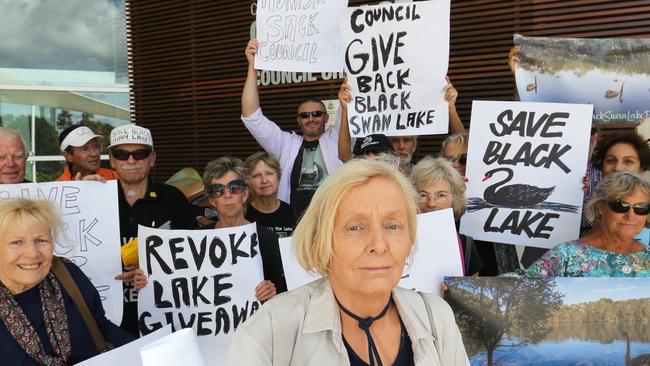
[546,321,650,343]
[445,277,563,366]
[513,34,650,76]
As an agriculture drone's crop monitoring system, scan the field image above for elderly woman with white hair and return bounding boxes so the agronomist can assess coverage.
[0,199,132,365]
[412,157,520,276]
[222,159,469,366]
[521,171,650,277]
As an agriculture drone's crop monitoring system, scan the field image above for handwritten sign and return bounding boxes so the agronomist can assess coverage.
[460,101,592,248]
[279,208,462,293]
[0,181,122,323]
[342,1,450,137]
[255,0,349,72]
[137,223,264,365]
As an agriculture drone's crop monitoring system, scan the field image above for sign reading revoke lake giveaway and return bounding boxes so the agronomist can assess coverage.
[341,0,450,137]
[137,223,264,365]
[460,101,592,248]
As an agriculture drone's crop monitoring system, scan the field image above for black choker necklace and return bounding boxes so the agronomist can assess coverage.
[336,297,392,366]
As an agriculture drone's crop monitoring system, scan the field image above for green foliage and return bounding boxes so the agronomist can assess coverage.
[445,277,564,365]
[56,110,74,129]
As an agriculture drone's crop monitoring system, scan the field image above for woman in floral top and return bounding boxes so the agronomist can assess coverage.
[523,172,650,277]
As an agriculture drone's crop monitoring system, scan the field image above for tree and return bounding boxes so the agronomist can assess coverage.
[56,110,74,129]
[445,277,564,366]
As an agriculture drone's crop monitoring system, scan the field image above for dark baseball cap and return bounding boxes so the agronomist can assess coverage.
[358,134,394,155]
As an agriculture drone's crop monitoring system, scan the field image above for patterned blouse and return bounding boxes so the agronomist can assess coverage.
[521,240,650,277]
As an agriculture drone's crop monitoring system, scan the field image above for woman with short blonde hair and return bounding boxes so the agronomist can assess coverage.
[223,159,469,365]
[243,152,296,238]
[0,199,133,365]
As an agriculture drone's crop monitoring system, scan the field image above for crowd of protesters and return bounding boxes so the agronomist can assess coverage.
[1,36,650,366]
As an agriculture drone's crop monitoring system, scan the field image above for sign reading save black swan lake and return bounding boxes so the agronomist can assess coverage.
[460,101,592,248]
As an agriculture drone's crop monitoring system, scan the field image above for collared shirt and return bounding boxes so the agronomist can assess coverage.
[56,165,119,181]
[222,278,469,366]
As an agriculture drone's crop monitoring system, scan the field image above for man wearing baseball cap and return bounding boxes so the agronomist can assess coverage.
[109,123,197,336]
[57,124,119,181]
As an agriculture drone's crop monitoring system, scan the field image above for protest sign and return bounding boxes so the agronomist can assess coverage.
[140,328,205,366]
[278,236,319,290]
[460,101,592,248]
[279,208,462,293]
[444,277,650,366]
[512,34,650,127]
[76,325,172,366]
[0,180,122,323]
[341,1,450,137]
[255,0,349,72]
[137,223,264,365]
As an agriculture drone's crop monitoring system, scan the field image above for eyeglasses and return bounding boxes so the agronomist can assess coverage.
[206,179,248,198]
[443,153,467,166]
[418,191,452,204]
[607,200,650,215]
[297,110,325,119]
[110,149,152,161]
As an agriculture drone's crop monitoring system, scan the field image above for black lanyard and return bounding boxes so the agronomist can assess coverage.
[337,297,392,366]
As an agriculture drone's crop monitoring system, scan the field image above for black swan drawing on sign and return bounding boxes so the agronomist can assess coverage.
[483,167,554,207]
[466,167,580,213]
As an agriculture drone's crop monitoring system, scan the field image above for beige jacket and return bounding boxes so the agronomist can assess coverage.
[222,278,469,365]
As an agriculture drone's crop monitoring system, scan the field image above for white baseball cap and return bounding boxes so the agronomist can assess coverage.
[60,126,102,151]
[108,124,154,149]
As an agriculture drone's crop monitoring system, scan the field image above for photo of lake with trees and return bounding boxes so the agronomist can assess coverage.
[444,277,650,366]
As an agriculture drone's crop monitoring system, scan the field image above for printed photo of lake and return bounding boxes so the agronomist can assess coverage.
[444,277,650,366]
[512,34,650,126]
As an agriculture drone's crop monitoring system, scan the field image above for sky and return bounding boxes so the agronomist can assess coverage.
[0,0,127,73]
[555,277,650,305]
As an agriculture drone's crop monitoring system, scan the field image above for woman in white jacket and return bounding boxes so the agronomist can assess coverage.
[222,159,469,366]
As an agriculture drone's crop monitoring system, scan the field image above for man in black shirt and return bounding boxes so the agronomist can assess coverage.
[109,124,197,336]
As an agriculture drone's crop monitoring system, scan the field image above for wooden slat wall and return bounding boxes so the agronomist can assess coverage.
[125,0,650,180]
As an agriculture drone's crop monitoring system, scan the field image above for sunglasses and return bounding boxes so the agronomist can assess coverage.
[297,110,325,119]
[110,149,152,161]
[443,153,467,165]
[206,179,248,198]
[607,200,650,215]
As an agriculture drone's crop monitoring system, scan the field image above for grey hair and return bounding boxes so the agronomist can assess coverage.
[202,156,248,186]
[586,171,650,225]
[411,156,467,220]
[0,127,27,155]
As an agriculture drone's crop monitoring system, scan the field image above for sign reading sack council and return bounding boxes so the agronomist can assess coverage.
[341,1,450,137]
[255,0,349,72]
[460,101,592,248]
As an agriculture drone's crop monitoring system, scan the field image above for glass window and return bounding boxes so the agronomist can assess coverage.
[0,0,130,182]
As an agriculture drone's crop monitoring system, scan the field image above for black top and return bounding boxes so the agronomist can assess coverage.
[343,320,414,366]
[117,181,198,336]
[0,259,133,365]
[459,234,484,276]
[290,139,328,216]
[245,201,297,239]
[253,223,288,294]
